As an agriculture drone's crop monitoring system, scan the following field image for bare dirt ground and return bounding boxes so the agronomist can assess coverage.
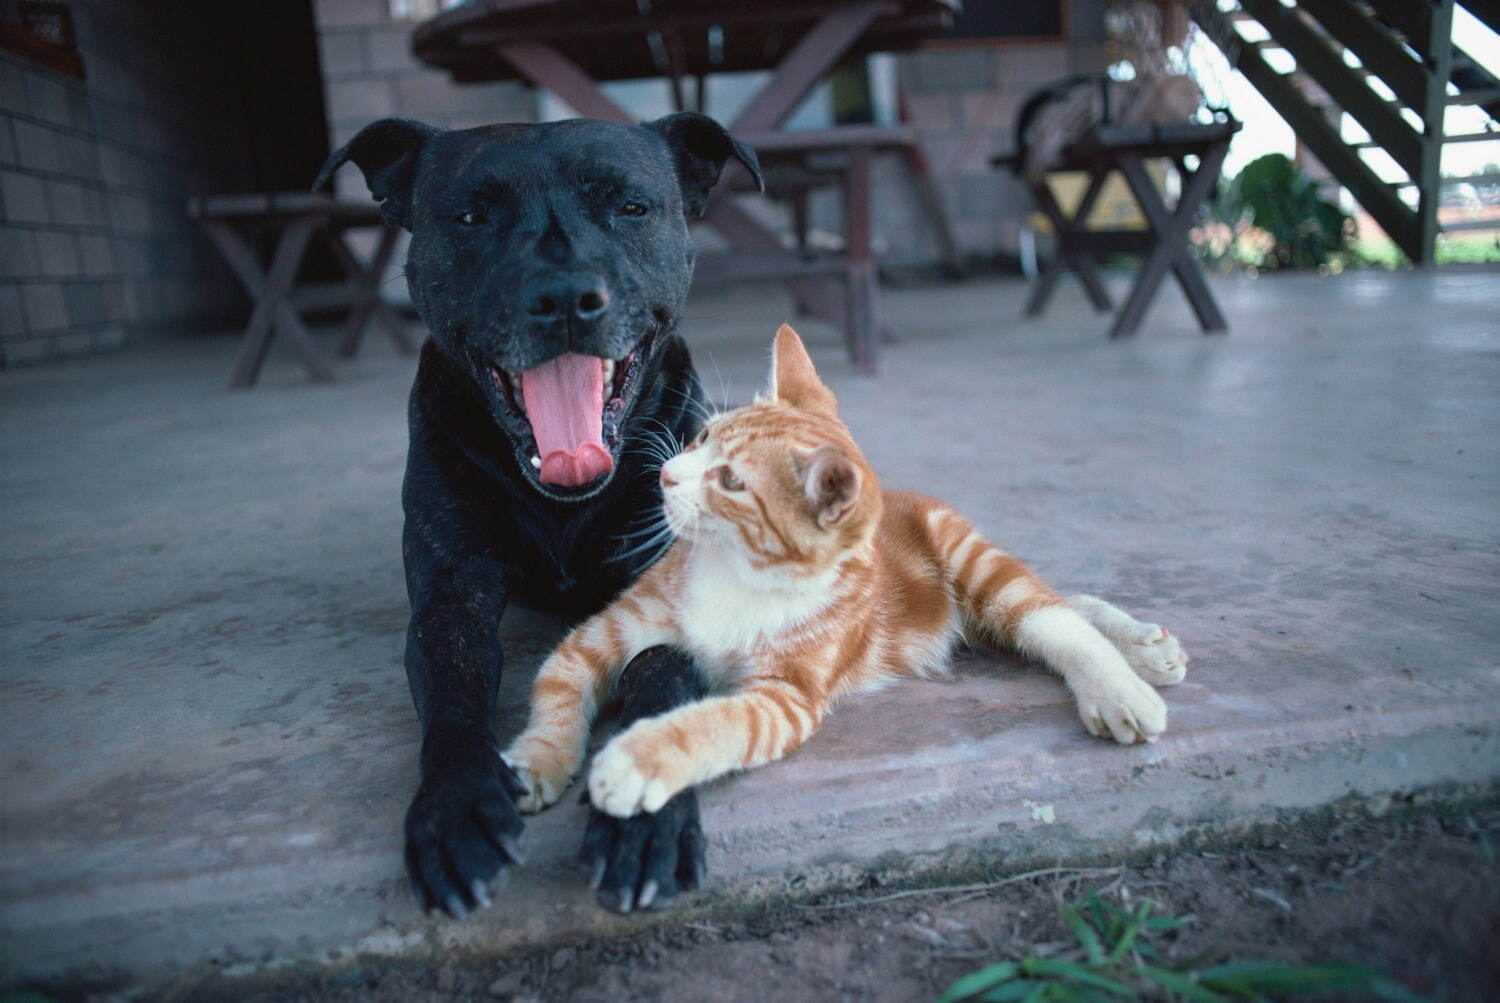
[53,797,1500,1002]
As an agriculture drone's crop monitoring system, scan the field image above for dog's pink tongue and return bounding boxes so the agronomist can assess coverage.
[520,353,613,487]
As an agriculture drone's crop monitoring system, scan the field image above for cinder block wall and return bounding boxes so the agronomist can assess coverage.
[312,0,536,199]
[0,4,255,366]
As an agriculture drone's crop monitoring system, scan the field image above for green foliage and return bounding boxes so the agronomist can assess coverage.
[1216,154,1352,270]
[937,886,1428,1003]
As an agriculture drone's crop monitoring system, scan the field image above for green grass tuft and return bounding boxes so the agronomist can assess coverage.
[937,886,1430,1002]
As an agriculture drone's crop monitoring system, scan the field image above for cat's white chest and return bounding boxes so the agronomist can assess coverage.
[677,553,836,680]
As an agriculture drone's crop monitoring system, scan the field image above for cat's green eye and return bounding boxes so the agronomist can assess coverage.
[717,466,744,491]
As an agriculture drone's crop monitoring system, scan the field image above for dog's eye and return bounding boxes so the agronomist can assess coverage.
[618,201,649,217]
[717,466,744,491]
[457,211,485,226]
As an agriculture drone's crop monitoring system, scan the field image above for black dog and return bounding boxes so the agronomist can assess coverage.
[315,113,762,915]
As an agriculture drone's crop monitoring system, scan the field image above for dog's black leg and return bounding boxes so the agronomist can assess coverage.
[400,424,528,917]
[579,646,709,913]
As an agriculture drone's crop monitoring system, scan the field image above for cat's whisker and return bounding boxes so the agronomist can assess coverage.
[700,349,732,416]
[606,524,677,564]
[663,382,716,427]
[613,517,672,542]
[638,416,686,454]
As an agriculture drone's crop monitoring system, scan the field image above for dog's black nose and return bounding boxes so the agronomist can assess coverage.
[527,275,611,322]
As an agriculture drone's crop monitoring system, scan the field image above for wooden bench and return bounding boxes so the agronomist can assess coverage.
[995,119,1241,338]
[188,193,415,387]
[694,123,961,374]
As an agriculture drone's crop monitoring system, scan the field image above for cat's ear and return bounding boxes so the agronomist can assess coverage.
[770,324,838,418]
[804,446,861,529]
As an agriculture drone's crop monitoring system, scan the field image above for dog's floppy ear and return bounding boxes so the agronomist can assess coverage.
[645,112,764,217]
[313,118,442,231]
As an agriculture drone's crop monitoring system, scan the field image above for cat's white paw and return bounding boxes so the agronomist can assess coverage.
[500,741,571,814]
[1117,622,1189,687]
[1073,670,1167,745]
[1066,596,1188,688]
[589,741,673,818]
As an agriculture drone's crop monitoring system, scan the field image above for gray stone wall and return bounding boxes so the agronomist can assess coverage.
[0,3,252,366]
[884,40,1110,266]
[312,0,536,199]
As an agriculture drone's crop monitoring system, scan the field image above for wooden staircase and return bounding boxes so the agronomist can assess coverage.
[1191,0,1500,264]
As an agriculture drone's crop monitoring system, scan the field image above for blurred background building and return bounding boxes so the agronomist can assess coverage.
[1,0,1496,367]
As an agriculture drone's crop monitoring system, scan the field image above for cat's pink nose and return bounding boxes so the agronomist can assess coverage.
[660,469,677,488]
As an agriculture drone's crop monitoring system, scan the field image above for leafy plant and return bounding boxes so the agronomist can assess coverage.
[1215,154,1352,270]
[937,886,1427,1002]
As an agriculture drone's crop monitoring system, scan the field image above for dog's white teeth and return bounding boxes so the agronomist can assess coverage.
[529,455,541,470]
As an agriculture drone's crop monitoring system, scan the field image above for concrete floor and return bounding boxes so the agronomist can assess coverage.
[3,270,1499,985]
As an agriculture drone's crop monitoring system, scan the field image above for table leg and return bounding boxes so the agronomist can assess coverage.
[1064,170,1115,312]
[844,147,877,374]
[203,215,332,387]
[1113,148,1227,338]
[327,225,412,358]
[202,220,277,388]
[1027,171,1114,315]
[266,218,335,383]
[1024,252,1066,317]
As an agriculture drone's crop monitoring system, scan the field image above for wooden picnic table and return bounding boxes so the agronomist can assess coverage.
[995,119,1242,339]
[412,0,959,374]
[188,192,415,387]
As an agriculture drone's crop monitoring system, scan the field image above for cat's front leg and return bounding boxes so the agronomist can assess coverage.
[1016,604,1168,745]
[504,628,620,812]
[590,680,823,817]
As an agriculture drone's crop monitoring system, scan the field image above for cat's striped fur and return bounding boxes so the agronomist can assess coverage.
[505,325,1188,818]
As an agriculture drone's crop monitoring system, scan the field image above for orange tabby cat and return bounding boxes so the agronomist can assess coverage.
[504,325,1188,819]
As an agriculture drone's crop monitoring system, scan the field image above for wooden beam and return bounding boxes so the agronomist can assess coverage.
[1364,0,1431,57]
[493,42,633,123]
[730,3,887,131]
[1299,0,1427,111]
[1242,0,1424,178]
[1199,7,1423,261]
[1415,0,1455,265]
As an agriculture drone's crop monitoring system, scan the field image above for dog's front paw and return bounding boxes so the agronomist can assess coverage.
[589,738,679,818]
[1074,670,1167,745]
[501,736,577,813]
[579,785,708,914]
[1117,622,1189,687]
